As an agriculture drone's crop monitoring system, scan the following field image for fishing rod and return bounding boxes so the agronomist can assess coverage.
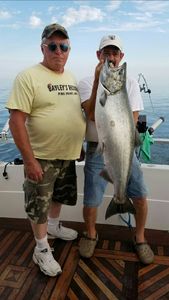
[138,73,155,113]
[137,73,165,134]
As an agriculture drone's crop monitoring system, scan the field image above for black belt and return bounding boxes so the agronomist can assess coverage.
[87,141,98,147]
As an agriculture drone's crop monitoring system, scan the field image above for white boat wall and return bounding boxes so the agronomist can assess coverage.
[0,158,169,231]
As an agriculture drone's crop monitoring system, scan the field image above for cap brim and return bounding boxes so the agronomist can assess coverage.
[42,29,69,39]
[100,41,122,51]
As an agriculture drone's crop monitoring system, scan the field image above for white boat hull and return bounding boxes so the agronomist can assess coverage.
[0,162,169,231]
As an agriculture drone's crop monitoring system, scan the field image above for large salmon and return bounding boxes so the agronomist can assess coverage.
[95,60,139,219]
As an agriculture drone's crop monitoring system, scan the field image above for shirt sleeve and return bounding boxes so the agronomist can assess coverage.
[78,76,93,104]
[127,77,144,112]
[6,71,34,114]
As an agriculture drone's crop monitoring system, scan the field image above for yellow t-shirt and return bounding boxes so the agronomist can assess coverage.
[6,64,86,160]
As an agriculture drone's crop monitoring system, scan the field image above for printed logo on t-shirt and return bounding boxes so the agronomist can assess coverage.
[47,84,78,95]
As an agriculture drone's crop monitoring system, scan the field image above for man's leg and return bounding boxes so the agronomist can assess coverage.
[24,159,62,276]
[79,205,99,258]
[132,197,154,264]
[31,222,48,239]
[47,161,78,240]
[79,142,107,257]
[83,206,97,239]
[47,201,78,240]
[127,153,154,264]
[133,197,147,243]
[31,221,62,277]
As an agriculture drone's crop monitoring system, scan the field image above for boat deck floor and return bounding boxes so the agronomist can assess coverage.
[1,218,169,300]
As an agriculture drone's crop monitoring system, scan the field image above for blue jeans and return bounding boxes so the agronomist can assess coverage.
[83,142,147,207]
[84,142,107,207]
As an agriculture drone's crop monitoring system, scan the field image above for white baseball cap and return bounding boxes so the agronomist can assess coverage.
[99,35,123,52]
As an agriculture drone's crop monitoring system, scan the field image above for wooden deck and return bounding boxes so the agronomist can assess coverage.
[1,218,169,300]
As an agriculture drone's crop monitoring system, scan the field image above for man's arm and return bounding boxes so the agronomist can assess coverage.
[9,110,43,182]
[82,61,104,120]
[133,111,139,125]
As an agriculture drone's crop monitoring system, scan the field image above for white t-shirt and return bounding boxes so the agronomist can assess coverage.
[78,75,143,142]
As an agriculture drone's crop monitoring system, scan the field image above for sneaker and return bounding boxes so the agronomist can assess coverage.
[133,238,154,265]
[79,232,98,258]
[33,247,62,276]
[47,222,78,240]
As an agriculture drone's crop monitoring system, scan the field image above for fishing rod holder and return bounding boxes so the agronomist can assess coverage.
[148,117,165,135]
[137,115,165,135]
[0,132,8,140]
[0,118,10,141]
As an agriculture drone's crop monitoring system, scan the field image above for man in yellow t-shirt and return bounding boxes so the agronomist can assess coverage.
[6,23,86,277]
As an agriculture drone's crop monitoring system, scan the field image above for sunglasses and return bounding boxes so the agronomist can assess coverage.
[43,42,70,53]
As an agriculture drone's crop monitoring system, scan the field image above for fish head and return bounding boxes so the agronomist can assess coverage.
[100,60,127,95]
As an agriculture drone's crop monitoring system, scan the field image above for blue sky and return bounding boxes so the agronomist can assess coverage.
[0,0,169,90]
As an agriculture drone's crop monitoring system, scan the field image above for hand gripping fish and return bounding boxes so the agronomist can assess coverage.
[95,60,140,219]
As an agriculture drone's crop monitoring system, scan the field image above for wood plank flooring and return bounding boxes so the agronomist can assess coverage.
[1,218,169,300]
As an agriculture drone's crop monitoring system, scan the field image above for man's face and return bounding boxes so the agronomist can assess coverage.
[41,33,70,72]
[98,45,124,67]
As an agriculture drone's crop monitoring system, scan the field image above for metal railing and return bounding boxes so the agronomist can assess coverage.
[0,118,9,140]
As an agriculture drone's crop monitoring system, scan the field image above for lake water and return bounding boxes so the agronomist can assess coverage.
[0,84,169,164]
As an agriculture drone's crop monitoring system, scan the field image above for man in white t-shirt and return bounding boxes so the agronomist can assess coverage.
[78,34,154,264]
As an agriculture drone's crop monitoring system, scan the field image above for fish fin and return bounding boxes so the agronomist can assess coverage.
[99,90,107,106]
[105,197,136,219]
[135,129,142,147]
[100,168,113,183]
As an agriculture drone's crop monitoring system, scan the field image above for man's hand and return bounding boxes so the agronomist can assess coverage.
[81,58,105,121]
[77,146,85,162]
[24,158,44,182]
[94,59,104,82]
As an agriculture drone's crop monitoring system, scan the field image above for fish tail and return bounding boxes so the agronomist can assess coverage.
[105,197,136,219]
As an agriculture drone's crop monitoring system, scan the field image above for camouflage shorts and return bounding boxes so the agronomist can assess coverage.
[23,159,77,224]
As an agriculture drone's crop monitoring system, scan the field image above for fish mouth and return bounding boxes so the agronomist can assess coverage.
[108,60,115,68]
